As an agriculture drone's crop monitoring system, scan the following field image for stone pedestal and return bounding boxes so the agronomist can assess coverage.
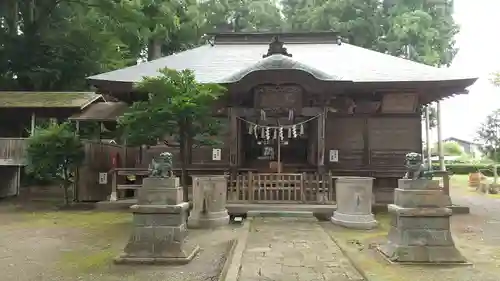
[115,177,199,264]
[331,177,377,230]
[188,175,229,228]
[378,179,466,263]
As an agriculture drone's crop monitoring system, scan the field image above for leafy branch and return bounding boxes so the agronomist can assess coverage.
[118,67,226,200]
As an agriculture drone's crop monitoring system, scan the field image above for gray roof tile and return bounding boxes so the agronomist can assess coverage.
[87,42,476,84]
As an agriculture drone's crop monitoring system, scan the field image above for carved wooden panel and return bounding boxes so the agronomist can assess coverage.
[381,93,417,113]
[255,85,303,109]
[368,117,420,150]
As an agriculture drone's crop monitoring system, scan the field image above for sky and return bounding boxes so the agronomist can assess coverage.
[438,0,500,142]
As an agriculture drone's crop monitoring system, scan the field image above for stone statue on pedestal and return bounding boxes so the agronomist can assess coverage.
[115,152,199,265]
[378,151,466,264]
[402,152,433,180]
[149,151,173,178]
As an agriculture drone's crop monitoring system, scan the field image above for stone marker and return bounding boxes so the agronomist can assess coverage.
[331,177,378,230]
[115,152,199,264]
[378,153,466,263]
[188,175,230,228]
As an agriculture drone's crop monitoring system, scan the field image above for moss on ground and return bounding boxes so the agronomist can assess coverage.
[18,211,130,229]
[47,212,131,273]
[59,246,117,272]
[326,210,500,281]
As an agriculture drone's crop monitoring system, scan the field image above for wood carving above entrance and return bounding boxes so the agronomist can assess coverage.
[254,85,303,109]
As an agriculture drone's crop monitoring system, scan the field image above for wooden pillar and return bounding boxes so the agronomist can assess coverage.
[425,106,432,170]
[228,108,239,179]
[317,108,326,174]
[436,101,445,171]
[30,112,36,136]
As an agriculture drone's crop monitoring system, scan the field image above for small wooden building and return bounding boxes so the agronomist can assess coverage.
[87,32,477,206]
[0,92,102,198]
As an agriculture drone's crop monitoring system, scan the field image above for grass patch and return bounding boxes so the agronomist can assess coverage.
[18,211,130,229]
[59,246,117,272]
[331,213,391,242]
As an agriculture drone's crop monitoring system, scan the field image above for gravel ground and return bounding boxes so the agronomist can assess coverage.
[0,203,242,281]
[322,176,500,281]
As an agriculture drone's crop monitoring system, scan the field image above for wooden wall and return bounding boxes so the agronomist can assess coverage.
[325,114,421,175]
[76,140,139,201]
[0,166,21,198]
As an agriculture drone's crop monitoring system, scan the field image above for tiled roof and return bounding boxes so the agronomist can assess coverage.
[88,40,476,85]
[68,102,129,121]
[0,92,101,108]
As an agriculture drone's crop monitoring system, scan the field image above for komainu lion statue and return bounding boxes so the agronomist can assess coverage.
[149,152,173,178]
[403,152,433,180]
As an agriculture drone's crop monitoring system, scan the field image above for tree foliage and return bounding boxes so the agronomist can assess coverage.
[477,109,500,161]
[1,0,459,93]
[281,0,457,66]
[492,72,500,87]
[432,141,464,156]
[0,0,133,91]
[118,68,226,200]
[25,123,84,205]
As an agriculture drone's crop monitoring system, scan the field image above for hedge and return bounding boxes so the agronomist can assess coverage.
[431,164,500,176]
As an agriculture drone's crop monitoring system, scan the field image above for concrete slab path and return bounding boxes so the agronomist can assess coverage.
[237,217,364,281]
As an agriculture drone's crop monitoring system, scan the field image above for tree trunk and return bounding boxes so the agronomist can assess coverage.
[179,126,189,202]
[62,183,70,206]
[62,166,71,206]
[147,37,163,61]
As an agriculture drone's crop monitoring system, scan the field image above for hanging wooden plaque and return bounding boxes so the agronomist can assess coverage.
[255,85,302,109]
[381,93,417,113]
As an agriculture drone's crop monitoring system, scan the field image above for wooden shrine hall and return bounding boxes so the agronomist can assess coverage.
[86,31,477,210]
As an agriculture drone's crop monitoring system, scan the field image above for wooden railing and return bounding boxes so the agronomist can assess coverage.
[0,138,27,165]
[228,172,335,204]
[108,168,149,201]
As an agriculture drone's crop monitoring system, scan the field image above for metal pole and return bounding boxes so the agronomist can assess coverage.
[436,101,445,171]
[425,106,432,170]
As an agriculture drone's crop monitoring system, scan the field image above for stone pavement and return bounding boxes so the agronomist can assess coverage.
[238,217,364,281]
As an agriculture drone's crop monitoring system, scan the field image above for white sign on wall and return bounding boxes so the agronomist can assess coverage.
[212,148,222,161]
[329,149,339,162]
[98,172,108,184]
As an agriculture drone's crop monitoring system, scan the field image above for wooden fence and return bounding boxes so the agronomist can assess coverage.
[0,138,26,165]
[228,172,335,204]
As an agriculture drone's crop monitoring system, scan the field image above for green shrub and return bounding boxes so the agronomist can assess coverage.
[433,163,500,176]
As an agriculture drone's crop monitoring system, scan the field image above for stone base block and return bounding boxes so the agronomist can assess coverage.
[398,179,440,190]
[394,188,450,208]
[378,243,466,263]
[188,210,230,229]
[331,211,378,230]
[114,244,200,265]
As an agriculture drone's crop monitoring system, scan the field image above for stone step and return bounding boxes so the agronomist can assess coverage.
[247,210,314,218]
